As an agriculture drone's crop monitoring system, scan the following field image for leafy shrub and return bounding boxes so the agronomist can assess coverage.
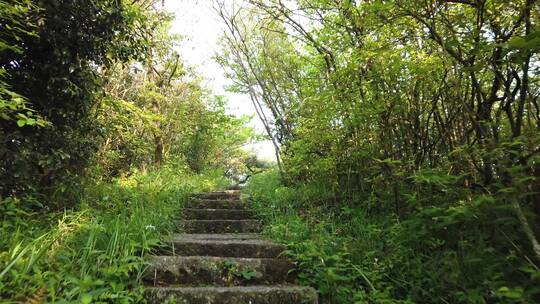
[0,165,228,302]
[0,0,155,201]
[246,170,540,304]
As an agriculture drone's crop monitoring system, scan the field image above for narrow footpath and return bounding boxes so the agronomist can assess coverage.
[143,190,318,303]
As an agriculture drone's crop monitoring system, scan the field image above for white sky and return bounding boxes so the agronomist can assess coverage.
[164,0,276,161]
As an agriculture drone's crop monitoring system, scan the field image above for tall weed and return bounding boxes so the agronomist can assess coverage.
[245,170,540,304]
[0,165,228,302]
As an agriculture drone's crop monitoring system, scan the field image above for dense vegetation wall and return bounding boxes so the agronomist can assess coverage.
[218,1,540,302]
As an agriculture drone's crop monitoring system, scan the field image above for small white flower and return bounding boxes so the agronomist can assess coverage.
[145,225,156,230]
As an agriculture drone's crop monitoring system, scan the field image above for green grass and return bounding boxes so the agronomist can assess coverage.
[245,170,540,304]
[244,170,399,304]
[0,165,228,303]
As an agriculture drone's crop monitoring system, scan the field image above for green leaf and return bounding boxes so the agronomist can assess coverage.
[498,286,524,299]
[81,294,93,304]
[240,269,261,280]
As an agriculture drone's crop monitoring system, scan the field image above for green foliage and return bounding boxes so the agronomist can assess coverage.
[220,1,540,302]
[246,170,540,303]
[1,0,254,206]
[94,14,256,178]
[96,62,255,178]
[0,0,159,200]
[1,0,538,302]
[0,165,228,302]
[221,260,262,282]
[0,0,47,127]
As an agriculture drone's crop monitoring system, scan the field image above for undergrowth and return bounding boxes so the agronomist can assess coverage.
[245,170,540,304]
[0,164,228,303]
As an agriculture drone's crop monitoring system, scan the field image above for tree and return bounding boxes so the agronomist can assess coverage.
[0,0,156,201]
[215,0,540,300]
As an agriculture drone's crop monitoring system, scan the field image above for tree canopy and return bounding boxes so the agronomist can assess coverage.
[0,0,539,302]
[216,0,540,302]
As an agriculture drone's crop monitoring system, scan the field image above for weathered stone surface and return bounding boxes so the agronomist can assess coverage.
[159,233,286,258]
[144,255,294,286]
[177,219,262,233]
[169,233,262,240]
[144,190,318,303]
[145,286,319,304]
[183,208,256,220]
[186,199,247,210]
[191,190,241,200]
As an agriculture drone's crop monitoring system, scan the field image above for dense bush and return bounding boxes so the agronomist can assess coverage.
[2,0,538,302]
[0,0,156,200]
[0,165,229,302]
[96,61,255,179]
[0,1,256,301]
[246,170,540,303]
[219,1,540,302]
[1,0,255,208]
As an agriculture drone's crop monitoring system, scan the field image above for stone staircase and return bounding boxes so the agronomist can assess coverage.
[144,190,318,304]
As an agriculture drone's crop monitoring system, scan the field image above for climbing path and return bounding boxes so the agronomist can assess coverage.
[144,190,318,303]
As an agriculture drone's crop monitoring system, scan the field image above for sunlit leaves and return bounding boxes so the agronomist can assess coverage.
[218,1,539,302]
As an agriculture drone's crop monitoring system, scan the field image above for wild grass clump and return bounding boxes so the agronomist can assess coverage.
[245,170,540,304]
[0,165,228,302]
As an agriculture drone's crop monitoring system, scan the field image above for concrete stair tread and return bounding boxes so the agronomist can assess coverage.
[177,219,262,233]
[145,285,318,304]
[180,219,261,223]
[192,191,241,200]
[170,233,278,245]
[190,198,241,203]
[171,233,263,240]
[160,233,286,258]
[186,199,247,210]
[144,191,318,303]
[144,255,294,286]
[183,208,256,220]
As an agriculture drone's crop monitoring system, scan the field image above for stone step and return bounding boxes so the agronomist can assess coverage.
[168,233,262,240]
[192,191,241,200]
[161,234,286,258]
[177,220,262,233]
[183,208,256,220]
[145,286,318,304]
[186,198,247,210]
[144,256,294,286]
